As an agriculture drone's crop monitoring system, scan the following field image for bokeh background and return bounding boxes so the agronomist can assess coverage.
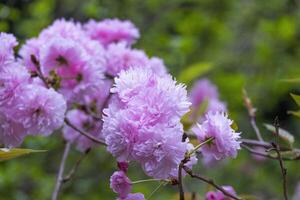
[1,0,300,199]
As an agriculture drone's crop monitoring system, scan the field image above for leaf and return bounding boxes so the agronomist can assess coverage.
[281,78,300,83]
[264,123,294,148]
[0,148,46,162]
[178,62,213,84]
[287,110,300,117]
[290,93,300,106]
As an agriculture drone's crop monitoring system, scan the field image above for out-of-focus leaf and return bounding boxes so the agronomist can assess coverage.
[196,98,209,117]
[239,194,259,200]
[287,110,300,117]
[0,148,46,161]
[181,110,193,131]
[264,123,294,148]
[281,78,300,83]
[290,93,300,106]
[172,193,200,200]
[178,62,213,84]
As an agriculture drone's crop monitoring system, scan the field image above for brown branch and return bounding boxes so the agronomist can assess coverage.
[31,55,50,89]
[52,142,71,200]
[64,118,106,146]
[243,89,263,141]
[272,118,288,200]
[62,149,91,183]
[183,166,242,200]
[178,161,185,200]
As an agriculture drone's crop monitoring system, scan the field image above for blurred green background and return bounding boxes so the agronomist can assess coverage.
[1,0,300,199]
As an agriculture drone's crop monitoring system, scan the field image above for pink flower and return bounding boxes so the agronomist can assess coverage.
[103,68,191,179]
[63,109,103,152]
[189,79,226,119]
[148,57,167,76]
[205,186,237,200]
[6,84,67,136]
[0,63,30,107]
[105,42,149,76]
[110,171,132,198]
[0,32,18,66]
[190,79,219,107]
[192,112,241,160]
[84,18,140,47]
[18,38,42,72]
[0,113,27,148]
[118,193,145,200]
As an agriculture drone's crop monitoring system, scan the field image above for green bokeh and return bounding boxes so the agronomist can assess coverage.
[0,0,300,199]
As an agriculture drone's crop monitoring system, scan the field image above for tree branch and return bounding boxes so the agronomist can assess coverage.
[62,149,90,183]
[64,118,106,146]
[52,142,71,200]
[183,166,242,200]
[272,118,288,200]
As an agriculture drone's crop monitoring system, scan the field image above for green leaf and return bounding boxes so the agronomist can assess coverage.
[281,78,300,83]
[287,110,300,117]
[290,93,300,106]
[264,123,294,148]
[178,62,213,84]
[0,148,46,162]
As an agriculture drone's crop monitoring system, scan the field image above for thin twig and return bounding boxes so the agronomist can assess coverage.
[52,142,71,200]
[178,161,185,200]
[31,55,49,89]
[183,166,242,200]
[147,181,165,200]
[243,89,263,141]
[64,118,106,146]
[62,149,91,183]
[272,118,288,200]
[131,179,162,184]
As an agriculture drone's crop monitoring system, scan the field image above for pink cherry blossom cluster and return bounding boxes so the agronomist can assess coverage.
[0,18,242,199]
[0,32,67,147]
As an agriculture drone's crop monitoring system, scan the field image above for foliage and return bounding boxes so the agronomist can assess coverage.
[0,0,300,199]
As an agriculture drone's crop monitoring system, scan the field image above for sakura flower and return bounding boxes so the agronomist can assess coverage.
[0,32,18,66]
[6,84,67,136]
[192,112,241,160]
[110,170,132,198]
[84,18,140,47]
[105,42,149,76]
[103,68,191,179]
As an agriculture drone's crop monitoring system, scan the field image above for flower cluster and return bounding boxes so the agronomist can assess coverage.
[110,169,145,200]
[103,67,193,179]
[189,79,227,120]
[205,185,237,200]
[0,17,243,199]
[0,33,66,147]
[192,112,241,160]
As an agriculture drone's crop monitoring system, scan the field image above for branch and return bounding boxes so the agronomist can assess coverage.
[52,142,71,200]
[31,55,49,89]
[64,118,106,146]
[183,166,242,200]
[178,161,185,200]
[62,149,90,183]
[272,118,288,200]
[243,89,263,141]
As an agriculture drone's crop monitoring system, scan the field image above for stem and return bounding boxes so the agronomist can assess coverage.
[178,162,185,200]
[62,149,90,183]
[131,179,162,184]
[250,117,263,141]
[188,137,214,156]
[52,142,71,200]
[243,89,263,141]
[273,118,288,200]
[31,55,49,89]
[147,181,165,200]
[183,166,242,200]
[64,118,106,146]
